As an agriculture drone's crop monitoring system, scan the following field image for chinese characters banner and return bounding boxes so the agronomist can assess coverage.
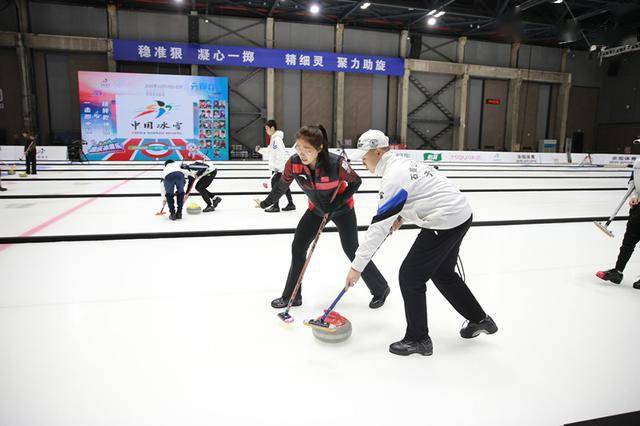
[78,71,230,161]
[113,39,405,76]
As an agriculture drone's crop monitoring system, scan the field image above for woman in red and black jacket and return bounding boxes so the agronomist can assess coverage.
[258,124,390,310]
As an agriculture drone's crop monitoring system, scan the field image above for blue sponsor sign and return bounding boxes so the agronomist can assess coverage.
[113,39,405,76]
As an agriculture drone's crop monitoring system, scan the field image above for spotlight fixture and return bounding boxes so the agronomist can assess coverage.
[360,2,371,9]
[427,17,437,26]
[435,11,445,17]
[427,9,437,16]
[310,3,320,14]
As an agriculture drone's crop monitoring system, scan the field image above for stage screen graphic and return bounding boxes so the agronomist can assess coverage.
[78,71,229,161]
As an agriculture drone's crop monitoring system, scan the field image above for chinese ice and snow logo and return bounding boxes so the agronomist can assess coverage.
[134,100,173,119]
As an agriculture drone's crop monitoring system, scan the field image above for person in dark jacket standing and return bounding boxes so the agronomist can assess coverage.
[0,161,8,191]
[17,130,37,175]
[258,124,390,310]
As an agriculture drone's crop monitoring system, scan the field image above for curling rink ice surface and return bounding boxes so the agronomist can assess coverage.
[1,159,640,426]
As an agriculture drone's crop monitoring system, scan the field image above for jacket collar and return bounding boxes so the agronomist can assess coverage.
[374,151,394,176]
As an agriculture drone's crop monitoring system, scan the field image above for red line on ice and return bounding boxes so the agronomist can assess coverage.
[0,168,152,253]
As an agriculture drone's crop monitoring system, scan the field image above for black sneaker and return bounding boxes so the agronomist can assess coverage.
[176,211,183,220]
[389,337,433,356]
[203,205,215,213]
[283,203,296,211]
[169,213,177,221]
[369,286,390,309]
[633,279,640,290]
[265,205,280,213]
[270,296,302,309]
[596,269,623,284]
[460,315,498,339]
[213,197,222,208]
[0,187,7,191]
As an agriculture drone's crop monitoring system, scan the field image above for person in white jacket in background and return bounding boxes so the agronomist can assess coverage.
[256,120,296,213]
[345,129,497,357]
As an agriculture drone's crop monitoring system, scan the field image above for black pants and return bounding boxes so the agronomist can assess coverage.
[282,208,388,299]
[195,170,217,206]
[26,152,36,175]
[164,171,185,214]
[270,171,293,207]
[615,205,640,271]
[399,216,486,341]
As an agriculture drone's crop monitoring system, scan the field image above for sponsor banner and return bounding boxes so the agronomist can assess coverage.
[338,149,633,166]
[113,39,404,77]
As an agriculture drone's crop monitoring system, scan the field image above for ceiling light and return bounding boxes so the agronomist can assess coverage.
[435,11,445,17]
[553,0,563,3]
[310,3,320,14]
[360,2,371,9]
[427,17,437,26]
[427,9,437,16]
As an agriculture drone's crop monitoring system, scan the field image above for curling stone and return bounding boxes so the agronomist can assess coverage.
[186,202,201,215]
[7,168,16,175]
[311,311,352,343]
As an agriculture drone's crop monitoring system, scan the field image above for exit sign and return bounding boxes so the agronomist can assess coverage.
[486,99,501,105]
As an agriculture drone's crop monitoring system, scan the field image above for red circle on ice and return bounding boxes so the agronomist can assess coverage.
[141,141,172,159]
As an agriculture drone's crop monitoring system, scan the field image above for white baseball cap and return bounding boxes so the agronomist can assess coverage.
[350,129,389,160]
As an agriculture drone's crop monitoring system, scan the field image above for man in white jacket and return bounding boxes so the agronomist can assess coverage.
[256,120,295,212]
[345,130,497,356]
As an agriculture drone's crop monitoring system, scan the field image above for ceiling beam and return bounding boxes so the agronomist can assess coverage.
[339,1,364,22]
[268,0,278,17]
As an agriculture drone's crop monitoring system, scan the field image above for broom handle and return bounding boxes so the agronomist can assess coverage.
[318,231,393,322]
[605,186,635,226]
[320,286,349,323]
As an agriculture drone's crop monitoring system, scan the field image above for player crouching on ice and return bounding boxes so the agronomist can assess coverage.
[182,161,221,213]
[159,159,187,221]
[345,130,497,356]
